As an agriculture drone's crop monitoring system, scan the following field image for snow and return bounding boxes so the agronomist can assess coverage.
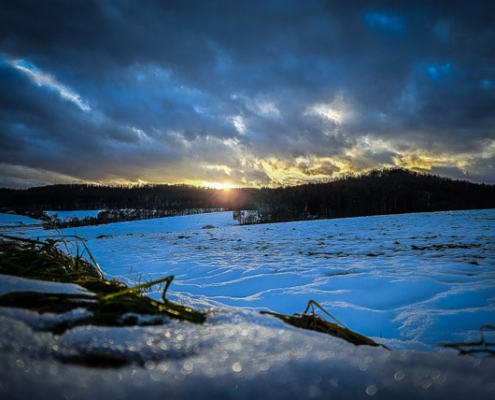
[0,212,40,228]
[1,209,495,399]
[44,210,102,219]
[48,209,495,350]
[0,274,95,297]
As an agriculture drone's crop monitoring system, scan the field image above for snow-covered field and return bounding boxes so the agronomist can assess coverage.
[1,209,495,399]
[44,210,102,219]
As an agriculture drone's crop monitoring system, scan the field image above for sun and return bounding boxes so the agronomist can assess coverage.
[202,182,236,191]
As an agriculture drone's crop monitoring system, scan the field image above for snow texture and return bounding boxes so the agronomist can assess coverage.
[1,209,495,399]
[44,210,102,219]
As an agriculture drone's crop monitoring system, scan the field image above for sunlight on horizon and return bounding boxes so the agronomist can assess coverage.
[201,182,237,191]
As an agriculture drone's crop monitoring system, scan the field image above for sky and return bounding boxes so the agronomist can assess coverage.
[1,0,495,189]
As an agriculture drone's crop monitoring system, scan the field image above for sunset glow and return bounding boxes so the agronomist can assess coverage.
[202,182,236,191]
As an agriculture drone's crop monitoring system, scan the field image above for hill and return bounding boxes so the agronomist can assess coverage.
[252,168,495,222]
[1,169,494,224]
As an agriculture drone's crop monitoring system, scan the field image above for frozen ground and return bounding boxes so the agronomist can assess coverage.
[1,209,495,399]
[0,212,40,228]
[43,209,495,350]
[44,210,102,219]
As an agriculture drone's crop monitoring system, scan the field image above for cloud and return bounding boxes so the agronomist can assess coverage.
[9,58,91,112]
[0,0,495,187]
[364,11,404,33]
[0,163,89,189]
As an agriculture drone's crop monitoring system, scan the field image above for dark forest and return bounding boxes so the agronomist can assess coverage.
[1,169,494,227]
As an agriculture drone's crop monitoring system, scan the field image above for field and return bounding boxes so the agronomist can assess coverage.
[1,209,495,399]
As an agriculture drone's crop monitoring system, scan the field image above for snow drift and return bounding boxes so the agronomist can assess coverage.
[1,209,494,399]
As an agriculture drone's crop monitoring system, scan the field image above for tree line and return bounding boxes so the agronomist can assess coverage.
[0,184,255,216]
[247,169,495,223]
[1,169,494,226]
[40,208,227,229]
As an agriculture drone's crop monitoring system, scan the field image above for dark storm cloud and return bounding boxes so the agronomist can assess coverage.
[1,0,495,187]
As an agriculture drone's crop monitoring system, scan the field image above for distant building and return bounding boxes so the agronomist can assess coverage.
[233,210,261,225]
